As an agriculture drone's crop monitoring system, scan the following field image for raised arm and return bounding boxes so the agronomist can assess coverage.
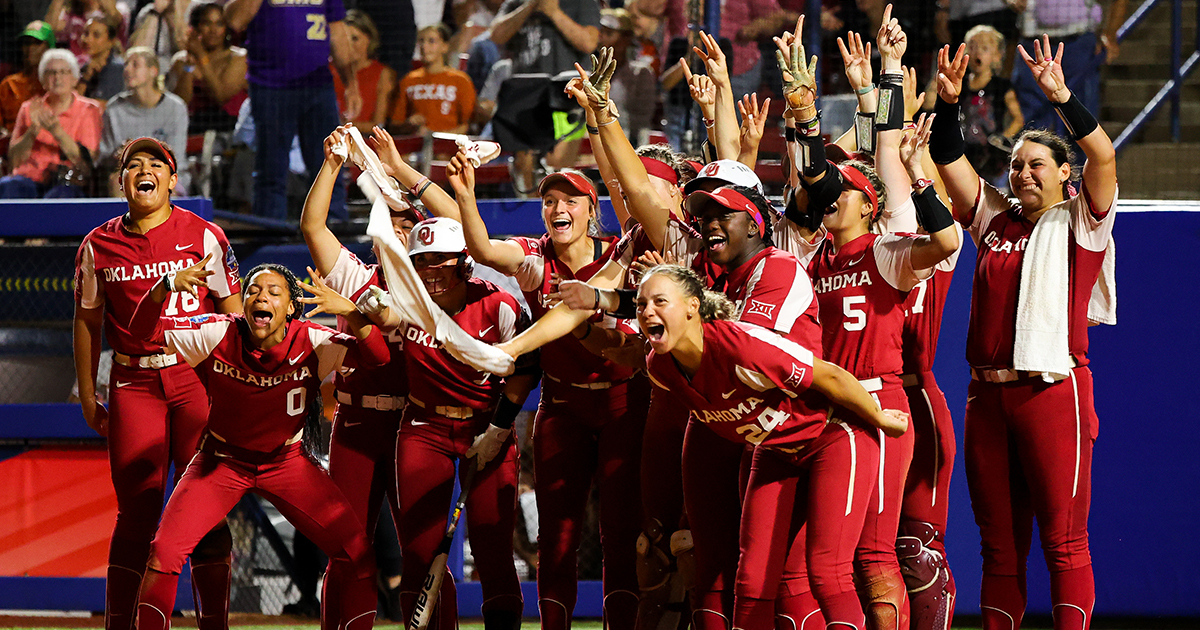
[694,30,741,161]
[1019,35,1116,211]
[736,93,770,168]
[300,127,350,276]
[129,255,214,342]
[368,126,460,221]
[680,62,720,154]
[539,0,599,54]
[565,77,628,229]
[300,268,390,370]
[223,0,264,34]
[328,20,362,121]
[812,358,908,437]
[929,43,981,220]
[496,258,627,358]
[900,114,960,270]
[873,5,918,213]
[579,49,676,251]
[489,0,538,47]
[834,31,875,155]
[444,152,527,274]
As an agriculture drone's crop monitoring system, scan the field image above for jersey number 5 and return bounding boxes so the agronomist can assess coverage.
[306,14,328,41]
[843,295,867,331]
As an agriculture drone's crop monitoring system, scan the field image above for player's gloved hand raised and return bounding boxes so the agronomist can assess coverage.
[356,285,390,316]
[465,424,511,470]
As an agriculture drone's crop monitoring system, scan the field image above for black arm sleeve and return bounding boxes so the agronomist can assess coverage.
[912,185,955,233]
[490,395,524,430]
[610,288,637,320]
[929,96,966,164]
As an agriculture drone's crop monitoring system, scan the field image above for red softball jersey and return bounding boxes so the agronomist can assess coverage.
[961,180,1115,369]
[509,234,636,384]
[809,233,932,380]
[323,247,408,397]
[901,234,962,375]
[646,320,825,450]
[134,312,389,452]
[75,207,241,355]
[402,277,531,410]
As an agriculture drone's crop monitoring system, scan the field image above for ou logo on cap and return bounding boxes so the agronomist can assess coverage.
[416,226,435,246]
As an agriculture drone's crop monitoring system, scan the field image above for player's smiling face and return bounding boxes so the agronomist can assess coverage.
[412,252,462,296]
[243,270,295,347]
[542,186,594,245]
[637,273,699,354]
[694,202,754,268]
[121,152,177,212]
[1009,139,1070,210]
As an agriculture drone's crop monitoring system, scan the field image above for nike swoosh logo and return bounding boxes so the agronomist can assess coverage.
[343,420,362,427]
[288,355,302,365]
[479,326,494,337]
[550,397,568,404]
[721,390,736,399]
[212,451,233,458]
[966,396,976,403]
[845,254,866,267]
[175,243,193,251]
[410,420,429,426]
[115,381,131,388]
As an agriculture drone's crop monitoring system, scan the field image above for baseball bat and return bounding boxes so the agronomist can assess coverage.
[408,457,480,630]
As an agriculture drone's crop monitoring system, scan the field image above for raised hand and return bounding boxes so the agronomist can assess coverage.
[681,61,716,116]
[837,31,873,94]
[738,93,771,151]
[573,47,617,115]
[899,112,935,173]
[776,26,819,114]
[693,30,730,87]
[1018,34,1069,102]
[564,76,590,110]
[936,43,969,104]
[445,149,477,196]
[299,267,357,317]
[876,4,907,68]
[368,125,406,174]
[322,125,349,167]
[902,65,926,120]
[171,254,214,297]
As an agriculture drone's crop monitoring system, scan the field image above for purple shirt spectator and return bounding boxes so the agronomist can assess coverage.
[244,0,347,87]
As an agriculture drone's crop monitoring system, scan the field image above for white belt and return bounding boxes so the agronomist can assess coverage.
[336,390,406,411]
[114,351,178,370]
[971,358,1077,384]
[407,395,483,419]
[545,373,625,390]
[858,377,883,393]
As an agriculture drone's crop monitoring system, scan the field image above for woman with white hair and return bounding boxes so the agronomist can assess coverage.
[0,48,102,198]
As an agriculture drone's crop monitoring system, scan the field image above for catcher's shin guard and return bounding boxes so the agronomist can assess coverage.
[859,569,909,630]
[896,521,954,630]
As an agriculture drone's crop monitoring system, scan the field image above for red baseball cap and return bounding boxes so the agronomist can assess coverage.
[120,137,177,173]
[836,163,879,218]
[684,186,766,235]
[538,171,597,207]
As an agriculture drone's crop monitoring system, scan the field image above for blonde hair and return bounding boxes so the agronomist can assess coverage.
[642,264,736,323]
[344,9,381,58]
[964,25,1005,72]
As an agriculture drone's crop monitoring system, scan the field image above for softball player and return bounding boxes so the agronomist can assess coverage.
[636,264,908,630]
[128,262,388,630]
[73,138,240,630]
[357,216,540,630]
[930,37,1118,630]
[300,126,422,625]
[444,157,649,630]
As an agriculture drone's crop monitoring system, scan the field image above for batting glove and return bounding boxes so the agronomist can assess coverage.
[356,285,389,316]
[465,424,511,470]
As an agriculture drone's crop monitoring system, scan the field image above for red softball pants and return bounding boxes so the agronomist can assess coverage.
[965,367,1097,630]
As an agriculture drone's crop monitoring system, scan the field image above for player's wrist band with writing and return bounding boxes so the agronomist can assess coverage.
[911,178,935,191]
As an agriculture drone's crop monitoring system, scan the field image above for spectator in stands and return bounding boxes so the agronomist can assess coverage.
[0,49,102,198]
[391,23,476,135]
[489,0,600,193]
[76,17,124,104]
[451,0,506,62]
[1,22,53,133]
[332,9,396,134]
[1010,0,1127,136]
[720,0,796,100]
[355,0,417,84]
[45,0,130,58]
[130,0,187,71]
[224,0,360,221]
[99,47,189,195]
[167,2,247,134]
[960,25,1024,186]
[949,0,1021,54]
[598,9,657,144]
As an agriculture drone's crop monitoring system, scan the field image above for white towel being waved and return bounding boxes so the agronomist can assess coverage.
[330,126,423,217]
[357,167,515,377]
[1014,202,1117,379]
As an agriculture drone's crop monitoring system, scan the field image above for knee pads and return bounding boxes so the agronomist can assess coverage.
[897,521,954,630]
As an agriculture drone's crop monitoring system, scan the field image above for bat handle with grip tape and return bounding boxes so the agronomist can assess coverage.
[408,457,480,630]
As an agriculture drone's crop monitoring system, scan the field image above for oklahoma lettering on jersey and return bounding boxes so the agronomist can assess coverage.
[323,247,408,397]
[144,313,388,452]
[646,320,823,450]
[809,232,931,380]
[510,234,636,384]
[961,179,1116,369]
[403,278,530,410]
[75,207,240,355]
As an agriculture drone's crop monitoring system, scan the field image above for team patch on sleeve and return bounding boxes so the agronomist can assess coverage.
[784,364,807,389]
[744,299,777,319]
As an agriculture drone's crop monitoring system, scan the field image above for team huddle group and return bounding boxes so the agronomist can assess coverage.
[72,5,1118,630]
